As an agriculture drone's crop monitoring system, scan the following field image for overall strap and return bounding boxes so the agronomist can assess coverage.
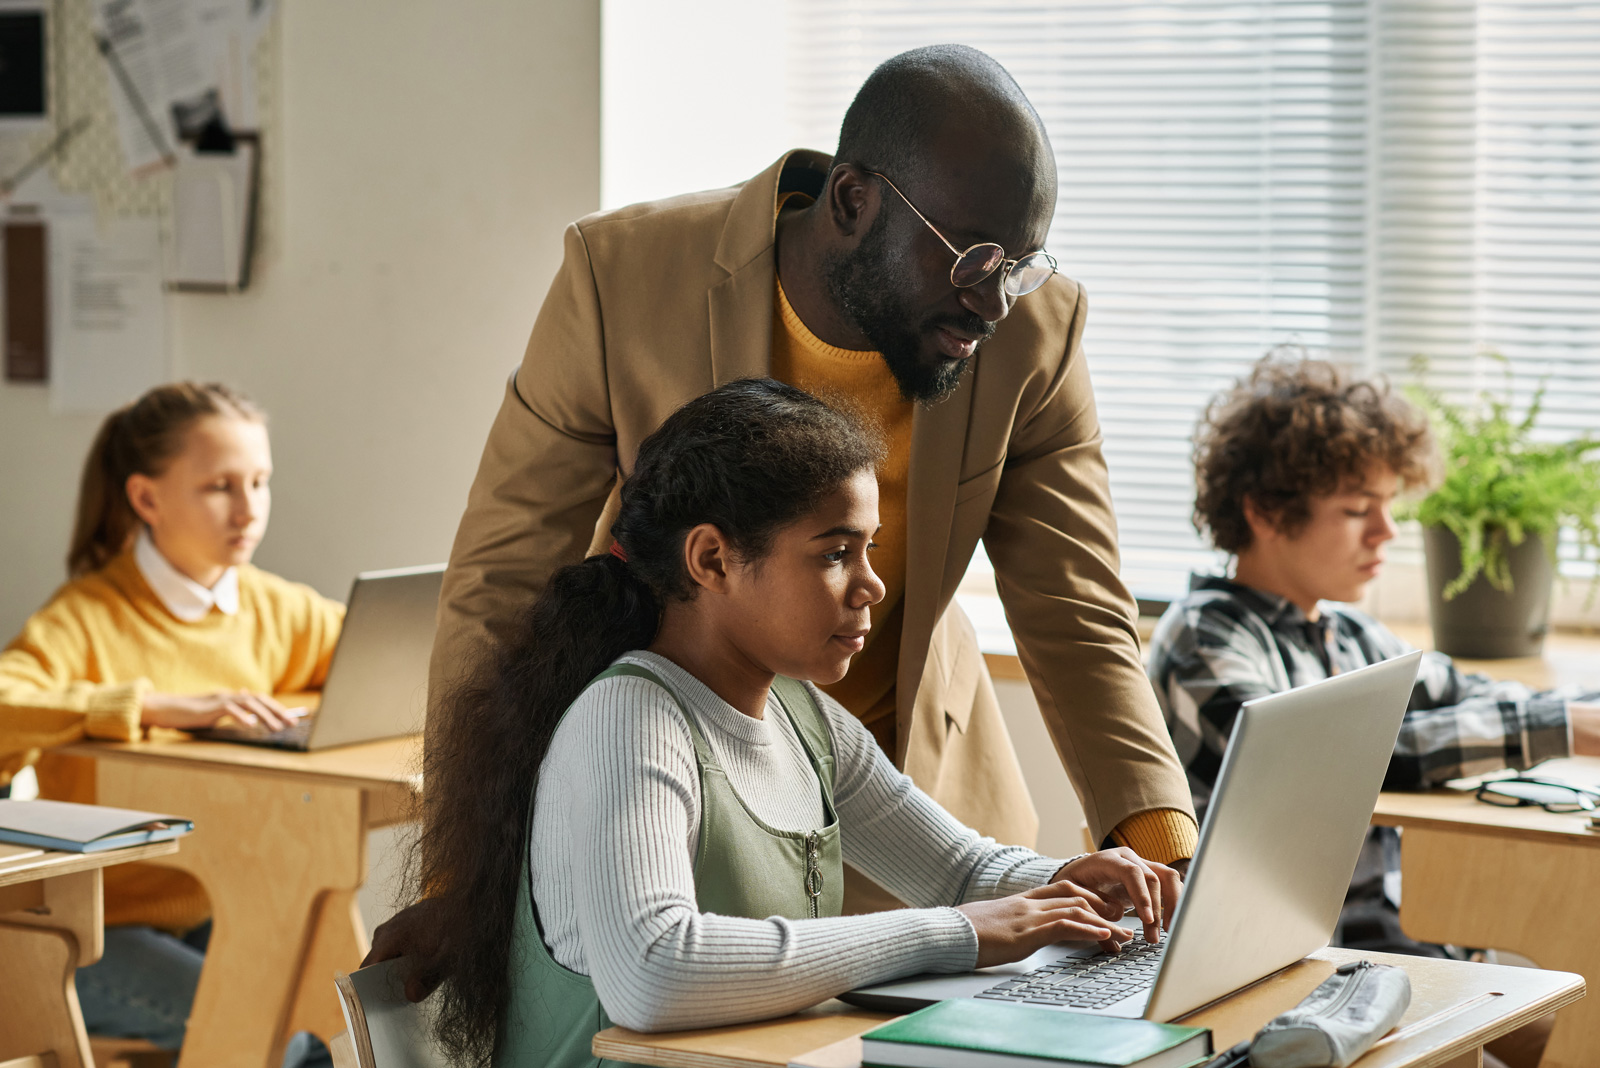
[767,676,837,795]
[591,663,718,768]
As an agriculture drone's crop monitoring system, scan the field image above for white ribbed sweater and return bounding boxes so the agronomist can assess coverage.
[529,651,1065,1032]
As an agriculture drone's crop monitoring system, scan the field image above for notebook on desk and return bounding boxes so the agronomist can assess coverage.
[196,564,444,752]
[0,799,193,853]
[844,651,1424,1024]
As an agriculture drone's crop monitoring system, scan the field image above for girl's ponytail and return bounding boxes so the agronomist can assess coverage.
[67,407,136,578]
[65,383,264,577]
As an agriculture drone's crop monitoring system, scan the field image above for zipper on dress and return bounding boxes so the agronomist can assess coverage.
[804,830,823,919]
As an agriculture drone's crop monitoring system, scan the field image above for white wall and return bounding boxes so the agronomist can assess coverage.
[0,0,601,639]
[600,0,795,210]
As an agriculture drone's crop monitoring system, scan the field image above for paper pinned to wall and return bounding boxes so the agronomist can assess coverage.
[169,138,255,289]
[94,0,265,173]
[49,214,167,413]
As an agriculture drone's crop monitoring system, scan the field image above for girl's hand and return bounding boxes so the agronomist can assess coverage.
[141,691,300,732]
[1053,848,1184,946]
[956,881,1132,966]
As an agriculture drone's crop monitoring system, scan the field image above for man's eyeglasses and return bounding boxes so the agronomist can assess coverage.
[1474,775,1600,813]
[867,171,1058,298]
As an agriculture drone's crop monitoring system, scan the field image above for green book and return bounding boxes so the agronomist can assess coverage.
[860,1000,1212,1068]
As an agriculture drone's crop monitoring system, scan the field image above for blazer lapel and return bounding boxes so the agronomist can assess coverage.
[896,374,975,753]
[709,149,833,385]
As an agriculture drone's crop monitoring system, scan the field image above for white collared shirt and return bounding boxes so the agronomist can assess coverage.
[134,527,240,623]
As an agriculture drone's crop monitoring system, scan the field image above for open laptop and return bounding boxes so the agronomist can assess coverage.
[197,563,444,751]
[844,649,1423,1023]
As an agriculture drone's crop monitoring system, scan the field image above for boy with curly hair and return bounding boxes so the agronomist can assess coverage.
[1148,356,1600,956]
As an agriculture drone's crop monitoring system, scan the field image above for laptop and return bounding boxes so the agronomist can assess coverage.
[197,563,445,751]
[844,650,1423,1023]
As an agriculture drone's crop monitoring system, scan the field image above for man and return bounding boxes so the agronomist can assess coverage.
[384,46,1195,974]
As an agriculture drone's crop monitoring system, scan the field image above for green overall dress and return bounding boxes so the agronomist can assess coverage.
[494,664,846,1068]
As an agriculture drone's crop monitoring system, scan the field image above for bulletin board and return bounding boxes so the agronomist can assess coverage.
[0,0,281,409]
[2,0,280,257]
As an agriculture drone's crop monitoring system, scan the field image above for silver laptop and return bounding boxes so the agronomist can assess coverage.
[199,564,444,751]
[844,650,1423,1023]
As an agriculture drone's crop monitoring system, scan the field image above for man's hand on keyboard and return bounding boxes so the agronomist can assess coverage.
[957,880,1134,966]
[1050,848,1183,947]
[142,690,301,732]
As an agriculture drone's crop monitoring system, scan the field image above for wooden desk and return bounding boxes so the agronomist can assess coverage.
[593,948,1582,1068]
[59,736,422,1068]
[1373,756,1600,1068]
[0,840,180,1068]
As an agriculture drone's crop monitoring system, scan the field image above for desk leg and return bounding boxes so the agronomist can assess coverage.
[94,761,370,1068]
[0,870,103,1068]
[1398,827,1600,1068]
[284,888,369,1040]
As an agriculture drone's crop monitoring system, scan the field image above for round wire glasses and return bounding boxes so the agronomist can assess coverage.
[868,170,1058,298]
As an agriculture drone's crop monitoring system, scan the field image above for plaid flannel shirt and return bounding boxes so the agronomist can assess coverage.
[1147,575,1573,922]
[1148,574,1572,814]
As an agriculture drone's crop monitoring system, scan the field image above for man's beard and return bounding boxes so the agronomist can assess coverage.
[821,217,991,405]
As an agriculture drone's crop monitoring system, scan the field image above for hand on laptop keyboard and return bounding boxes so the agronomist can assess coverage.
[956,879,1136,967]
[142,690,304,732]
[1048,847,1184,947]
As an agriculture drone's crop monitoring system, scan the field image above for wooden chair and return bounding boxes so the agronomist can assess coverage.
[86,1036,172,1068]
[332,960,448,1068]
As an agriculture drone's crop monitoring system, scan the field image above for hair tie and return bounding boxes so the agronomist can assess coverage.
[609,541,628,564]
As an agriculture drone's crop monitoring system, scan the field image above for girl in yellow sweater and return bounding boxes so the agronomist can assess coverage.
[0,382,344,1058]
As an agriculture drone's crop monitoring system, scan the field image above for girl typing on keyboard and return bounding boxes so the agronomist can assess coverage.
[416,380,1183,1067]
[0,381,343,1064]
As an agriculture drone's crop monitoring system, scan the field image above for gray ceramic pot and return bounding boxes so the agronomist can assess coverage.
[1423,525,1553,658]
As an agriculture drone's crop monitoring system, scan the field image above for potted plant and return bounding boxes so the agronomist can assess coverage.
[1405,360,1600,658]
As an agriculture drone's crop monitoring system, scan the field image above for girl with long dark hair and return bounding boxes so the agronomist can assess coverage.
[417,379,1180,1067]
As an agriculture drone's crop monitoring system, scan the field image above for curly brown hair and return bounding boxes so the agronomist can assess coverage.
[1192,357,1437,554]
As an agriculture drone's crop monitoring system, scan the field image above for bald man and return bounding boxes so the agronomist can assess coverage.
[376,47,1196,978]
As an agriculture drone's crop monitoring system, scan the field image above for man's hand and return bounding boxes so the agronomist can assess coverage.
[362,898,447,1002]
[141,691,300,732]
[957,880,1133,966]
[1051,847,1184,946]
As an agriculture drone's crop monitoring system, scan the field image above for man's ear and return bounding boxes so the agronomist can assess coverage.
[125,473,160,528]
[681,523,734,594]
[826,163,880,241]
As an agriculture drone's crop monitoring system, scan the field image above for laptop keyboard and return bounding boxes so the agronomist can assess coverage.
[201,717,314,749]
[975,930,1167,1010]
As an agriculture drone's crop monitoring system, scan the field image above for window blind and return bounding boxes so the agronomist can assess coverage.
[787,2,1370,595]
[786,0,1600,591]
[1373,0,1600,573]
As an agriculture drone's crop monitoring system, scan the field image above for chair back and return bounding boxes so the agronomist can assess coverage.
[334,959,451,1068]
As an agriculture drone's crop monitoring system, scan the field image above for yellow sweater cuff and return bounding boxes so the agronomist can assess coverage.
[1110,808,1198,866]
[82,680,148,742]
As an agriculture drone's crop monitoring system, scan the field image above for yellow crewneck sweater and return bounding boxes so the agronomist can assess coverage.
[771,203,1194,863]
[0,550,345,930]
[771,276,912,755]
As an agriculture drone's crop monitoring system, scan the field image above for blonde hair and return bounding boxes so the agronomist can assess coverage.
[68,382,265,577]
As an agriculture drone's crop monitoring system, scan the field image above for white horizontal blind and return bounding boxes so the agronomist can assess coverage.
[787,2,1369,595]
[1374,0,1600,573]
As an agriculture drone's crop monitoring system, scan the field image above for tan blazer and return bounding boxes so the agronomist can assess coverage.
[432,150,1194,849]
